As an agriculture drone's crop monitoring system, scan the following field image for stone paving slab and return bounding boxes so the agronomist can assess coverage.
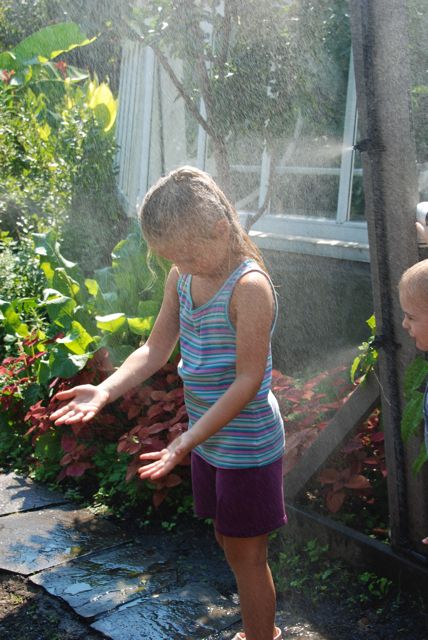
[0,471,68,515]
[90,582,240,640]
[134,531,236,597]
[0,505,129,575]
[30,541,177,618]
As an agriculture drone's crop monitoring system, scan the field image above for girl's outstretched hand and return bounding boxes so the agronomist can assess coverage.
[138,436,189,481]
[50,385,110,425]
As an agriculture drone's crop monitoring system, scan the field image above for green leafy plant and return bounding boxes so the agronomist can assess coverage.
[401,355,428,473]
[0,228,184,513]
[0,225,165,378]
[357,571,393,604]
[270,537,342,599]
[350,315,378,383]
[0,22,125,272]
[23,351,190,511]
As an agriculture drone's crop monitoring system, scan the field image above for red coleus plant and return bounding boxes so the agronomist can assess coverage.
[272,366,355,475]
[54,60,68,78]
[24,349,189,506]
[0,69,15,84]
[116,366,189,506]
[272,366,386,520]
[317,409,385,514]
[0,337,46,414]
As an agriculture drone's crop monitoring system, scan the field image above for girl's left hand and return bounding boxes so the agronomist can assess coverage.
[137,436,189,481]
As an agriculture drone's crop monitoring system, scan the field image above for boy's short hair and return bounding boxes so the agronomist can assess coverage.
[399,259,428,306]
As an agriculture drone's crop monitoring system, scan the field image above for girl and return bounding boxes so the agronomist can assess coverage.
[51,166,286,640]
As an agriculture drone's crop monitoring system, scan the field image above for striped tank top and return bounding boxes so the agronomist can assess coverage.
[177,259,285,469]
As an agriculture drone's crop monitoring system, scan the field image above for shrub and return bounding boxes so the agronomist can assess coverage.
[0,22,127,274]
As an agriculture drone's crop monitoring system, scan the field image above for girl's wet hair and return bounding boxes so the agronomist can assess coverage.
[138,166,266,269]
[399,259,428,307]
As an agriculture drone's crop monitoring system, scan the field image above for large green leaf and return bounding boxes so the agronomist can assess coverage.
[106,344,135,366]
[403,356,428,400]
[56,320,96,354]
[401,391,424,442]
[52,268,81,299]
[41,290,76,325]
[48,345,91,378]
[88,82,117,132]
[412,446,428,474]
[0,23,96,70]
[127,316,155,336]
[0,300,29,337]
[96,313,126,333]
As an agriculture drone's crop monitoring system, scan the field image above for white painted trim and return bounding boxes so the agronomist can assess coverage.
[239,211,368,244]
[258,146,271,209]
[136,46,156,202]
[336,50,358,223]
[250,229,369,263]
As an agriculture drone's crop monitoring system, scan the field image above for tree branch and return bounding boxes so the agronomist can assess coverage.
[216,0,232,71]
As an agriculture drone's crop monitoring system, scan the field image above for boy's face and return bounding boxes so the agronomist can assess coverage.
[400,293,428,351]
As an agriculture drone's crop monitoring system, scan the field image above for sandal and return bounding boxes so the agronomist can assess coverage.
[232,626,282,640]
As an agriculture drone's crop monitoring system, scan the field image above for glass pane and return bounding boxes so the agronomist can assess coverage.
[206,135,265,209]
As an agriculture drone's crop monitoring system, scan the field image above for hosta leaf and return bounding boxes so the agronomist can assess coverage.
[56,321,95,354]
[48,346,91,378]
[7,23,96,69]
[128,316,154,335]
[96,313,126,333]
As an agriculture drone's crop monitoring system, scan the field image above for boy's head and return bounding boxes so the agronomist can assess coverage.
[399,259,428,351]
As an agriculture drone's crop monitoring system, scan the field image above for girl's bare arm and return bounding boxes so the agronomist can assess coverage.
[50,268,180,424]
[138,270,274,478]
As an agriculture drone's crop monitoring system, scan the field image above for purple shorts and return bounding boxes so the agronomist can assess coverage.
[191,452,287,538]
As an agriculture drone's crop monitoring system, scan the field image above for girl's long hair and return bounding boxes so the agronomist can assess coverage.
[139,166,266,270]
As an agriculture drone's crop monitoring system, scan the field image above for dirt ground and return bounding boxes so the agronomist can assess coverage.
[1,568,428,640]
[0,572,102,640]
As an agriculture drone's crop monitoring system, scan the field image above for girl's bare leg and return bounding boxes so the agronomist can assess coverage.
[217,530,276,640]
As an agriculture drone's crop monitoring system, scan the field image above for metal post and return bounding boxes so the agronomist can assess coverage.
[349,0,428,550]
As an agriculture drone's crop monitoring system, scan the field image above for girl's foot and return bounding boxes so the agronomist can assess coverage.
[422,537,428,544]
[232,626,282,640]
